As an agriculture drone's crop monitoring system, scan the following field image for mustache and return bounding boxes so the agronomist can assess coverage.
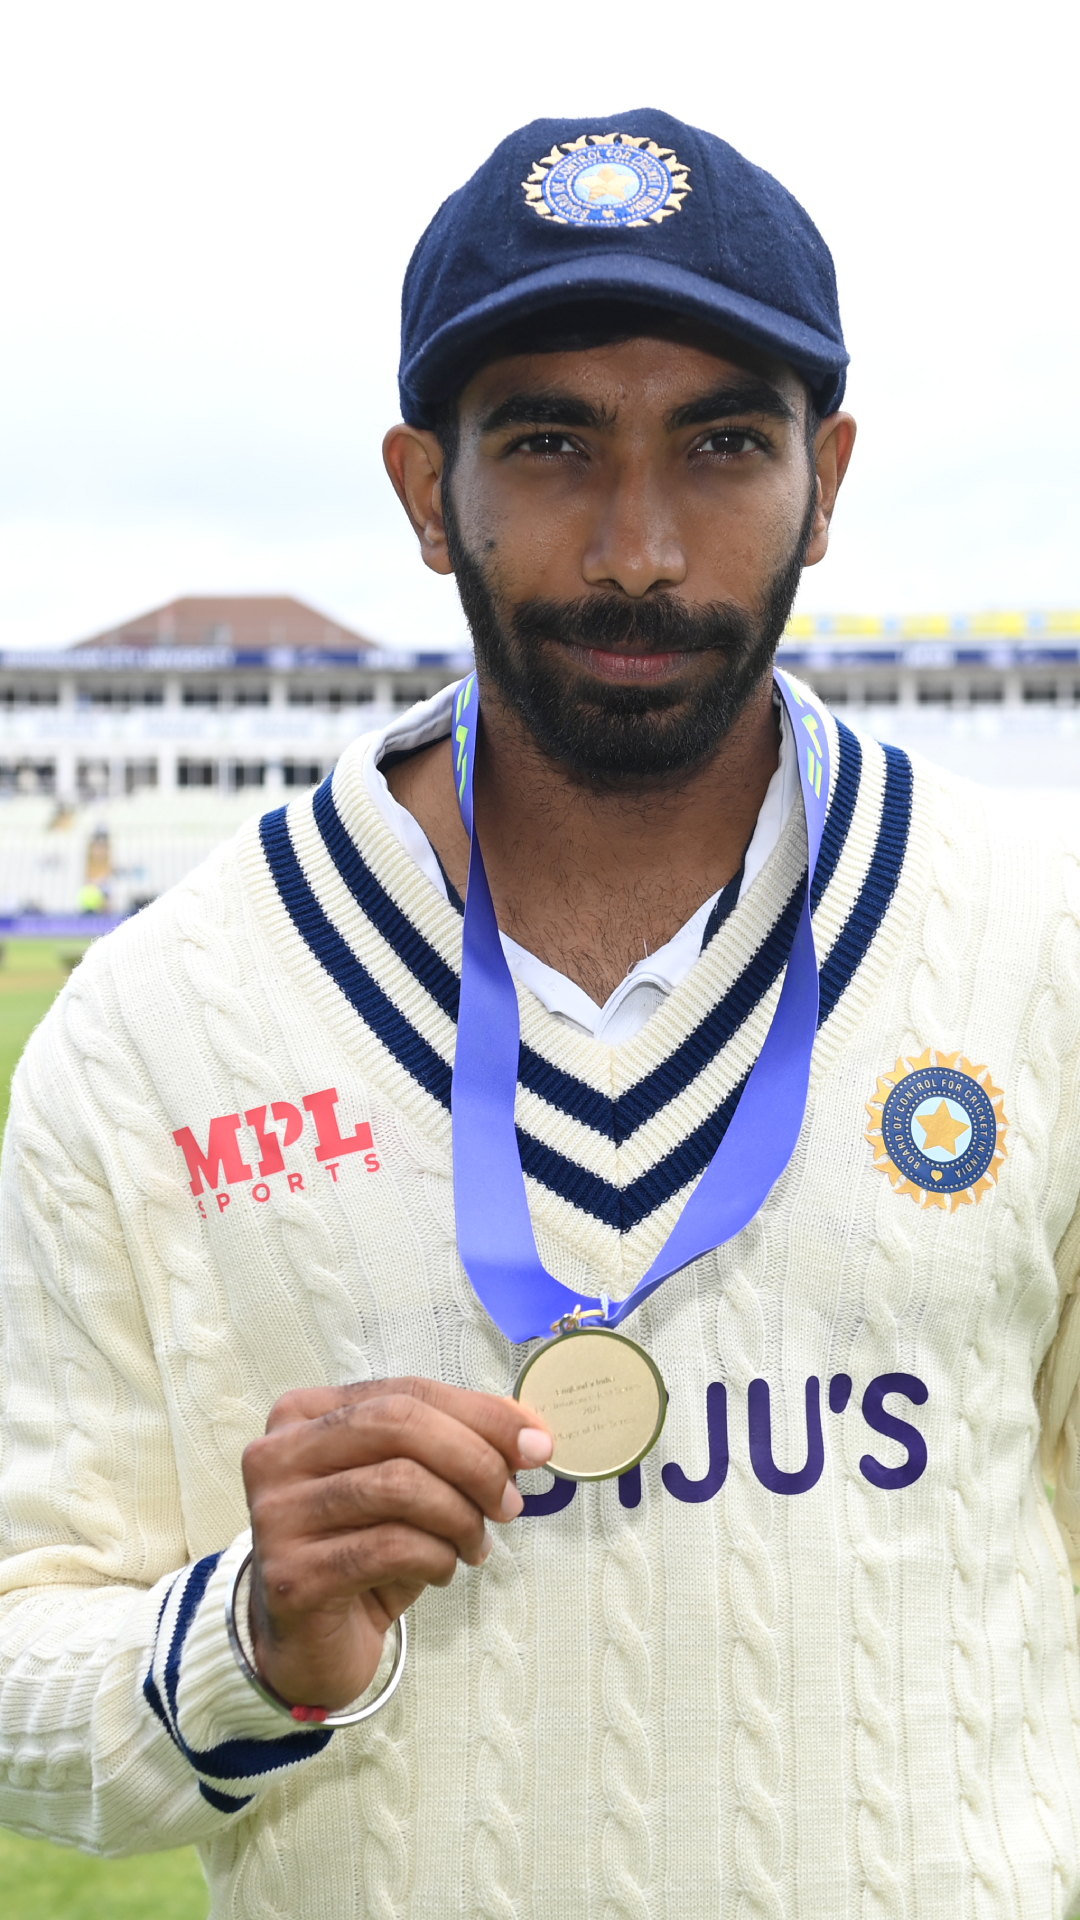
[510,593,757,658]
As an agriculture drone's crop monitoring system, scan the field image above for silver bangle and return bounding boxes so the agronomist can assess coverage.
[225,1548,408,1728]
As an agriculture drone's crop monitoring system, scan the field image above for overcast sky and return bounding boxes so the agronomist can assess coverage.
[1,0,1077,652]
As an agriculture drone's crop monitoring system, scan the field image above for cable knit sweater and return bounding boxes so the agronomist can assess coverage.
[4,693,1080,1919]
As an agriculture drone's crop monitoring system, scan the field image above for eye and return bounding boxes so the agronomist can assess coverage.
[693,429,765,458]
[510,431,582,457]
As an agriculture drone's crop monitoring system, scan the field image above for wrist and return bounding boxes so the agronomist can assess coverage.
[247,1560,370,1712]
[159,1532,318,1757]
[227,1551,408,1728]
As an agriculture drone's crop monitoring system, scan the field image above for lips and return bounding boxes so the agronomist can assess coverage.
[565,644,698,684]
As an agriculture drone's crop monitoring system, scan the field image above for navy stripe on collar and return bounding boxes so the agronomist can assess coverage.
[818,740,911,1025]
[300,773,801,1144]
[513,737,910,1229]
[699,861,743,950]
[261,807,453,1109]
[313,777,460,1021]
[305,718,861,1140]
[261,726,910,1227]
[312,716,861,1028]
[811,717,862,908]
[517,1071,750,1233]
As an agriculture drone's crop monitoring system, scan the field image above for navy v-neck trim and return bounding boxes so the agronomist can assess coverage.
[259,717,911,1230]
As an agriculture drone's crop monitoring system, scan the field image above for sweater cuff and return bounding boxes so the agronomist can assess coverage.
[143,1531,331,1814]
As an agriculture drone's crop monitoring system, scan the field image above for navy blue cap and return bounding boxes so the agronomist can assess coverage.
[399,109,848,425]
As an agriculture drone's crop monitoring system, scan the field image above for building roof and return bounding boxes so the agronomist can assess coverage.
[73,596,375,656]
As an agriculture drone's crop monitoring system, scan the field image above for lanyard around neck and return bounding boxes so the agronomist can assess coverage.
[450,671,830,1345]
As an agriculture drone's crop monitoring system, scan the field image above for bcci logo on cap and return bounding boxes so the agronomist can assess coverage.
[865,1048,1009,1211]
[522,132,691,229]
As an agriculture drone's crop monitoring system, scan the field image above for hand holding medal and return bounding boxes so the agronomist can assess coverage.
[451,672,832,1480]
[240,1377,554,1714]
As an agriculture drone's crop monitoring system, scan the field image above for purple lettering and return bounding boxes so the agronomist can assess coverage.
[859,1374,928,1489]
[662,1382,729,1503]
[748,1376,824,1495]
[519,1474,577,1517]
[829,1373,853,1414]
[618,1465,642,1509]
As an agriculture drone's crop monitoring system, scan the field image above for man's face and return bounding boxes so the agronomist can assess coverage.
[390,334,850,785]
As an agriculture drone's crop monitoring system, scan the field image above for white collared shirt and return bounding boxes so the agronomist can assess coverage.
[363,681,798,1042]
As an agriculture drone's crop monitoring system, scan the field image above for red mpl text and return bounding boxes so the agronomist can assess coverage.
[173,1086,380,1209]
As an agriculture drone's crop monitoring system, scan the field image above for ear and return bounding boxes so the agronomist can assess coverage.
[382,425,454,576]
[803,412,857,567]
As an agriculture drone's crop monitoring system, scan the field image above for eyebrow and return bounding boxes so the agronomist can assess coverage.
[666,380,798,430]
[478,391,616,435]
[478,378,797,438]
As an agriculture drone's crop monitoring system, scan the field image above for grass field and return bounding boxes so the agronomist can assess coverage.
[0,937,210,1918]
[0,937,91,1136]
[0,1827,209,1919]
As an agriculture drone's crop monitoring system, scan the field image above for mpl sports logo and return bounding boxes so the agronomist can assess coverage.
[173,1086,380,1217]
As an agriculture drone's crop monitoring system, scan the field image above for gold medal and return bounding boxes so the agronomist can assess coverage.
[513,1308,667,1481]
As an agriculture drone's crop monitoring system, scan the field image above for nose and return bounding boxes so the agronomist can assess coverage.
[580,461,688,597]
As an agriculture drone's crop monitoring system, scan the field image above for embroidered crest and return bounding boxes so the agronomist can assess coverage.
[521,133,691,228]
[865,1049,1008,1211]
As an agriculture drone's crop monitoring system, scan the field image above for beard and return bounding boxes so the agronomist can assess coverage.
[443,487,816,787]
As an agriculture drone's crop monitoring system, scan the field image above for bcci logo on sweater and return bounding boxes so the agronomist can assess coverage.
[521,133,691,227]
[865,1049,1008,1211]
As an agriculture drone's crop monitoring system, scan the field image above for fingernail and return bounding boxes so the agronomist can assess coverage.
[479,1528,494,1561]
[518,1427,553,1465]
[500,1480,524,1519]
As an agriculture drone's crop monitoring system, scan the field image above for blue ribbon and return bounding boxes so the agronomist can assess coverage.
[450,672,830,1344]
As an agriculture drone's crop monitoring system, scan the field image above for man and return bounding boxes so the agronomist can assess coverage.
[2,108,1080,1917]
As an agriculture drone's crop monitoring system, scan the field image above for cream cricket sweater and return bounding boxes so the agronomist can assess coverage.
[3,695,1080,1918]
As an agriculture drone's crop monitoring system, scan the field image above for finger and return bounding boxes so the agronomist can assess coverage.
[249,1395,514,1524]
[249,1392,541,1519]
[255,1456,493,1566]
[265,1377,552,1468]
[256,1521,462,1619]
[365,1578,438,1628]
[264,1383,377,1432]
[500,1395,556,1464]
